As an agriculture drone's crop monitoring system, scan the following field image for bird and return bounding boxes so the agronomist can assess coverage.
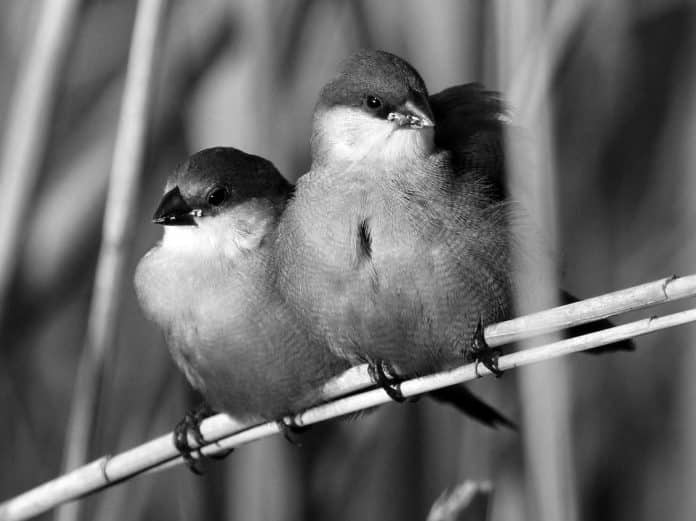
[275,49,632,401]
[134,147,351,468]
[136,146,515,447]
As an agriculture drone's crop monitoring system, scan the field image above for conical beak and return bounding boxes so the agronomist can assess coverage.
[387,96,435,129]
[152,186,197,226]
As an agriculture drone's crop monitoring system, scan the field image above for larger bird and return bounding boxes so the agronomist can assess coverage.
[276,50,512,386]
[276,50,631,396]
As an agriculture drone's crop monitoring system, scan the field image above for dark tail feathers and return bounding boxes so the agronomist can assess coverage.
[561,290,635,354]
[428,385,516,430]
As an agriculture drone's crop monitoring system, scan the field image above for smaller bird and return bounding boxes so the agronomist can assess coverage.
[134,147,350,467]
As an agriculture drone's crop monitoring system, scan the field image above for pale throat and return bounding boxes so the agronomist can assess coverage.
[311,106,435,169]
[159,202,275,259]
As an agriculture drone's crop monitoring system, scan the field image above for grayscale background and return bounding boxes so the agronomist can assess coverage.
[1,1,694,521]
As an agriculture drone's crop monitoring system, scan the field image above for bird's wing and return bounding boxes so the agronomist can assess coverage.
[429,83,507,201]
[430,85,635,355]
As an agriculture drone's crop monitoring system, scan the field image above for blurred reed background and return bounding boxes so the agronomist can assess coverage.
[1,1,695,520]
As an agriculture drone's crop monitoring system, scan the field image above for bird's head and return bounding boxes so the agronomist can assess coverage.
[311,49,435,168]
[152,147,291,257]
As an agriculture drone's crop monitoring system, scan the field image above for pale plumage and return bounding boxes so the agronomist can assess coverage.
[277,50,512,379]
[135,147,348,422]
[277,49,631,392]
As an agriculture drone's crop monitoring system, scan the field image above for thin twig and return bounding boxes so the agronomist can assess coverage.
[0,0,81,321]
[1,274,696,521]
[55,2,169,521]
[288,309,696,430]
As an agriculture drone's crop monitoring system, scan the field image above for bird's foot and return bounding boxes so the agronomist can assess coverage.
[367,359,406,402]
[277,416,309,446]
[466,319,503,377]
[173,403,232,474]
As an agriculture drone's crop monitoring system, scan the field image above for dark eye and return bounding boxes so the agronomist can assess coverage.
[207,186,229,206]
[364,95,382,110]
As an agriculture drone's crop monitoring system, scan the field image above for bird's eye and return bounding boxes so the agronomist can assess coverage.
[207,186,229,206]
[364,95,382,110]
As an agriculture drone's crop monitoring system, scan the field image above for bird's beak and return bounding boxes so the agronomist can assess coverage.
[152,186,197,226]
[387,99,435,129]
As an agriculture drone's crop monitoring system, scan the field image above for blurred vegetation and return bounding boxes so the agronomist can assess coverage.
[1,1,695,521]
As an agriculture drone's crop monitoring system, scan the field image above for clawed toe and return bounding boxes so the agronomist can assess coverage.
[466,319,503,377]
[368,360,406,402]
[277,416,308,446]
[173,403,229,474]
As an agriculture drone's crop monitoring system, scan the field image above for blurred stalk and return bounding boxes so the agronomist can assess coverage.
[495,1,589,520]
[0,0,81,324]
[673,36,696,521]
[426,481,492,521]
[18,3,234,320]
[506,1,591,125]
[400,0,480,87]
[224,1,304,519]
[55,2,169,521]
